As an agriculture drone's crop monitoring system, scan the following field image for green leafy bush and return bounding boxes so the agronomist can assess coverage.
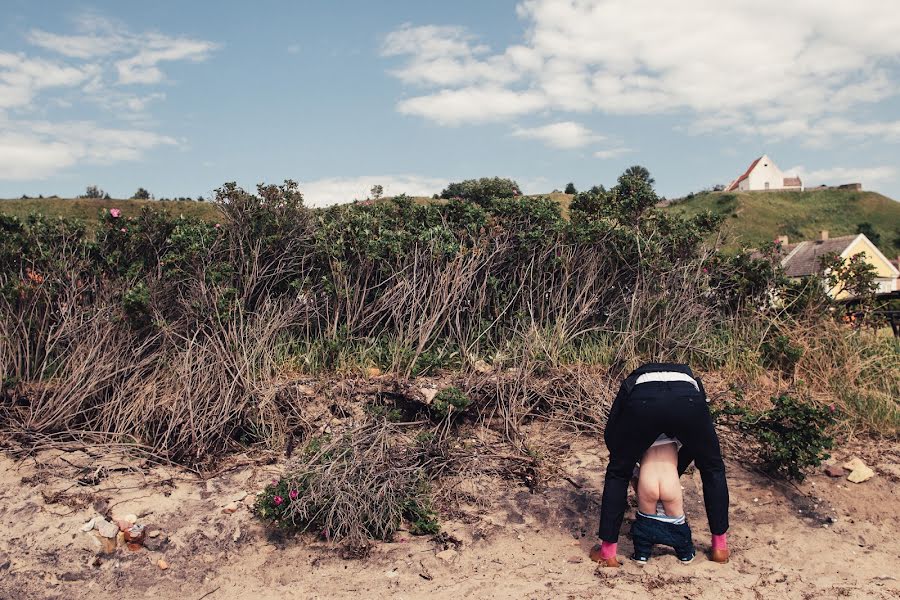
[440,177,521,205]
[725,394,836,481]
[761,334,804,375]
[431,387,471,419]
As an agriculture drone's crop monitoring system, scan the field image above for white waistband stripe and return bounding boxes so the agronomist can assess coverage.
[635,372,699,391]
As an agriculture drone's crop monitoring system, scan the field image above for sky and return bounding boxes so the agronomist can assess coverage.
[1,0,900,205]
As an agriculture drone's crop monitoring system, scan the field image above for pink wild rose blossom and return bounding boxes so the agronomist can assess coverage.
[110,208,121,218]
[273,495,284,506]
[289,490,299,500]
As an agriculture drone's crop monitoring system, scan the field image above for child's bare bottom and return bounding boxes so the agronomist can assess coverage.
[636,441,683,516]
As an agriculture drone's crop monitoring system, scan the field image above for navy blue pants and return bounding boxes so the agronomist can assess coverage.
[599,380,729,542]
[631,514,695,560]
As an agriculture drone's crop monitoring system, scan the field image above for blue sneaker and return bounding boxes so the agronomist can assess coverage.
[631,552,650,565]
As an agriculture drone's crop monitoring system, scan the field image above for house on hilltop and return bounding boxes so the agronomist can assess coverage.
[775,231,899,298]
[725,155,802,192]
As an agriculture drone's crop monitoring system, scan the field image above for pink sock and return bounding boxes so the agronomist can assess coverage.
[711,533,727,550]
[600,541,618,559]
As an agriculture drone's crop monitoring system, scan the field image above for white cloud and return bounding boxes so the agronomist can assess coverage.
[512,121,601,148]
[115,36,218,85]
[0,13,216,180]
[788,165,897,188]
[398,86,546,125]
[0,52,98,109]
[594,147,632,159]
[383,1,900,143]
[298,175,448,207]
[28,15,218,86]
[0,120,176,180]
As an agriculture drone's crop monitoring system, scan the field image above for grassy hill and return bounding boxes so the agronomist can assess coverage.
[0,197,221,227]
[665,189,900,257]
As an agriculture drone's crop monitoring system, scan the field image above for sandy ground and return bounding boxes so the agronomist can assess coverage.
[0,437,898,600]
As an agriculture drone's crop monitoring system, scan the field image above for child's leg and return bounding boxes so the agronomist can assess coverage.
[670,523,696,562]
[630,516,654,561]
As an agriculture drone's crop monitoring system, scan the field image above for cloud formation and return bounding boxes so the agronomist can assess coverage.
[512,121,601,148]
[0,121,176,179]
[0,13,216,181]
[384,1,900,143]
[788,165,897,188]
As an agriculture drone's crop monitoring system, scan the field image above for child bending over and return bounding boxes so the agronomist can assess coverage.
[629,434,695,563]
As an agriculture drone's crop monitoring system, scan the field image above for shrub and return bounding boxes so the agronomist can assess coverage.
[760,334,804,375]
[132,187,151,200]
[439,177,521,205]
[431,387,471,419]
[564,182,577,194]
[725,394,836,481]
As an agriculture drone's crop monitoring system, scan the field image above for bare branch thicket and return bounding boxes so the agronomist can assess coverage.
[280,420,438,548]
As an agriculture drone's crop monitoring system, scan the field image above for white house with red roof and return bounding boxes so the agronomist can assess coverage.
[725,155,803,192]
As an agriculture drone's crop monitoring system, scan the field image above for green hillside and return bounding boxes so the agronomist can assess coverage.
[666,189,900,257]
[0,197,221,231]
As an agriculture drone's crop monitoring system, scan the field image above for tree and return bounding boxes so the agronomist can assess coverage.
[564,182,577,194]
[856,222,881,247]
[370,184,384,201]
[622,165,655,186]
[80,185,105,199]
[132,187,151,200]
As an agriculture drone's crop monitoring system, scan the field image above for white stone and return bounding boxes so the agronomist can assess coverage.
[96,519,119,539]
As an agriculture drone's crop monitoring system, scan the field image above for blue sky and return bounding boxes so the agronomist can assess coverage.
[2,0,899,204]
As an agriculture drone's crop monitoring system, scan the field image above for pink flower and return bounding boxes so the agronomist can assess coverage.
[289,489,299,500]
[110,208,121,218]
[273,495,283,506]
[120,228,127,233]
[271,478,278,484]
[214,223,221,228]
[829,404,836,412]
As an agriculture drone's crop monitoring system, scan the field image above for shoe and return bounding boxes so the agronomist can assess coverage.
[677,552,695,564]
[631,553,650,565]
[589,544,621,567]
[710,547,730,563]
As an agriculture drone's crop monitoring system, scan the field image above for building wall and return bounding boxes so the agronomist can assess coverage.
[833,237,900,299]
[746,157,785,191]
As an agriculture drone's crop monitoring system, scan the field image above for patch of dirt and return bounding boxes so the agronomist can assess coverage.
[0,438,898,599]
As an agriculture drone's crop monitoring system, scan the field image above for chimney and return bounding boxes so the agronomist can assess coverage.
[777,235,789,245]
[820,230,829,241]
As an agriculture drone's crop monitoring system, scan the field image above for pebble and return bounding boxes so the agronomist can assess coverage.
[222,503,240,514]
[824,464,845,478]
[157,559,169,570]
[96,519,119,539]
[844,458,875,483]
[148,530,161,539]
[566,555,583,564]
[80,518,96,533]
[436,549,458,563]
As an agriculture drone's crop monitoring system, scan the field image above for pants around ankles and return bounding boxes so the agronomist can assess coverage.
[631,513,695,559]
